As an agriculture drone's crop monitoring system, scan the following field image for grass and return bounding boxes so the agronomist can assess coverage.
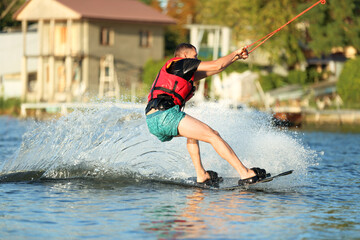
[0,97,21,116]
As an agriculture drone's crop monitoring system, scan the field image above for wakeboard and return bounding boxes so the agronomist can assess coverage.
[185,170,294,190]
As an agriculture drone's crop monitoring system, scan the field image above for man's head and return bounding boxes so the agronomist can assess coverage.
[174,43,198,59]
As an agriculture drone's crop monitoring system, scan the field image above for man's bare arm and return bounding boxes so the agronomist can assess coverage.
[194,48,248,81]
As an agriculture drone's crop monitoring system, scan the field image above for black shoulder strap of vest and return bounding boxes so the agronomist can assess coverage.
[150,71,161,100]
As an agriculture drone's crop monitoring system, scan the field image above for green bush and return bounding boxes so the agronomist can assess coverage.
[259,69,313,92]
[337,57,360,109]
[142,58,167,88]
[224,61,250,74]
[259,73,287,91]
[307,68,321,83]
[288,70,307,85]
[0,97,21,115]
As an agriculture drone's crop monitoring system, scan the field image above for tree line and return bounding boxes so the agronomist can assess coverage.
[142,0,360,108]
[153,0,360,65]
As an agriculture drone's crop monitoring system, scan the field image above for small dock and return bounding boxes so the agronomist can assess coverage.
[303,109,360,125]
[271,106,360,126]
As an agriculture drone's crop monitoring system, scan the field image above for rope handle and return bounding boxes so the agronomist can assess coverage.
[245,0,326,54]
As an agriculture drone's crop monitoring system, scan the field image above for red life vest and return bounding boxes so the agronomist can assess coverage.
[148,57,195,107]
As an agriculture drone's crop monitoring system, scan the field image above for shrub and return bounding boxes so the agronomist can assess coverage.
[259,73,287,91]
[307,68,322,83]
[288,70,307,85]
[142,58,167,88]
[0,97,21,115]
[224,61,250,74]
[337,57,360,108]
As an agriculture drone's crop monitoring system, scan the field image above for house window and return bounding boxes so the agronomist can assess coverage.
[100,27,114,46]
[139,30,152,48]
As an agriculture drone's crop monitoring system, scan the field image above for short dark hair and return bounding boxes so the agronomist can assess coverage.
[174,43,196,57]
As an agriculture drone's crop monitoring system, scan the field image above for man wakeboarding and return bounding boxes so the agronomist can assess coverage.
[145,43,267,186]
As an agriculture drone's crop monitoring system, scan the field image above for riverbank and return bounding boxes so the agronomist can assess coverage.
[271,106,360,132]
[303,109,360,125]
[301,109,360,133]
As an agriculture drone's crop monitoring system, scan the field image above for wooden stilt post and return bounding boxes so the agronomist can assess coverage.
[66,19,73,102]
[21,20,28,101]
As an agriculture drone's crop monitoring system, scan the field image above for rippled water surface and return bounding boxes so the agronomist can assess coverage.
[0,103,359,239]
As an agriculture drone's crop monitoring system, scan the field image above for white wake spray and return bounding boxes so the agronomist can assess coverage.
[0,101,318,187]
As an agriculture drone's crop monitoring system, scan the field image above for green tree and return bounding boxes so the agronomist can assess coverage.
[164,0,199,55]
[0,0,26,31]
[305,0,360,56]
[337,57,360,108]
[139,0,163,11]
[196,0,360,65]
[140,0,196,56]
[196,0,311,66]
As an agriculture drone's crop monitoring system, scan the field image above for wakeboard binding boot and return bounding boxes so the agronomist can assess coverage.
[238,167,269,185]
[199,170,223,188]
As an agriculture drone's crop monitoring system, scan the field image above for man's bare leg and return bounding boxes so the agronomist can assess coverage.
[187,138,210,182]
[178,114,256,180]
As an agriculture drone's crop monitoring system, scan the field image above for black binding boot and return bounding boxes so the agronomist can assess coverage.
[198,170,223,187]
[238,167,268,185]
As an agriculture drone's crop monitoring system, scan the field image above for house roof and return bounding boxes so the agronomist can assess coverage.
[14,0,176,25]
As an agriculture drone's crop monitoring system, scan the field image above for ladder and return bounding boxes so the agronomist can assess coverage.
[99,54,120,99]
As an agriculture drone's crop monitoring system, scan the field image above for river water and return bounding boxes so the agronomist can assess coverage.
[0,103,359,239]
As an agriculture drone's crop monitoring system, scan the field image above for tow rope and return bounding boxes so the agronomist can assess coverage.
[245,0,326,54]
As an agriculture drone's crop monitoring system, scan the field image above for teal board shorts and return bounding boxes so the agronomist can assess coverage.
[146,105,186,142]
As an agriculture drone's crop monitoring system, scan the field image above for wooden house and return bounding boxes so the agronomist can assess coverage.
[14,0,175,102]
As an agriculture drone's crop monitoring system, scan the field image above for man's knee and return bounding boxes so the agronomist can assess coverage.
[187,138,198,144]
[209,129,221,139]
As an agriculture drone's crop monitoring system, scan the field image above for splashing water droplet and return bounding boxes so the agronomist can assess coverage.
[0,102,319,188]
